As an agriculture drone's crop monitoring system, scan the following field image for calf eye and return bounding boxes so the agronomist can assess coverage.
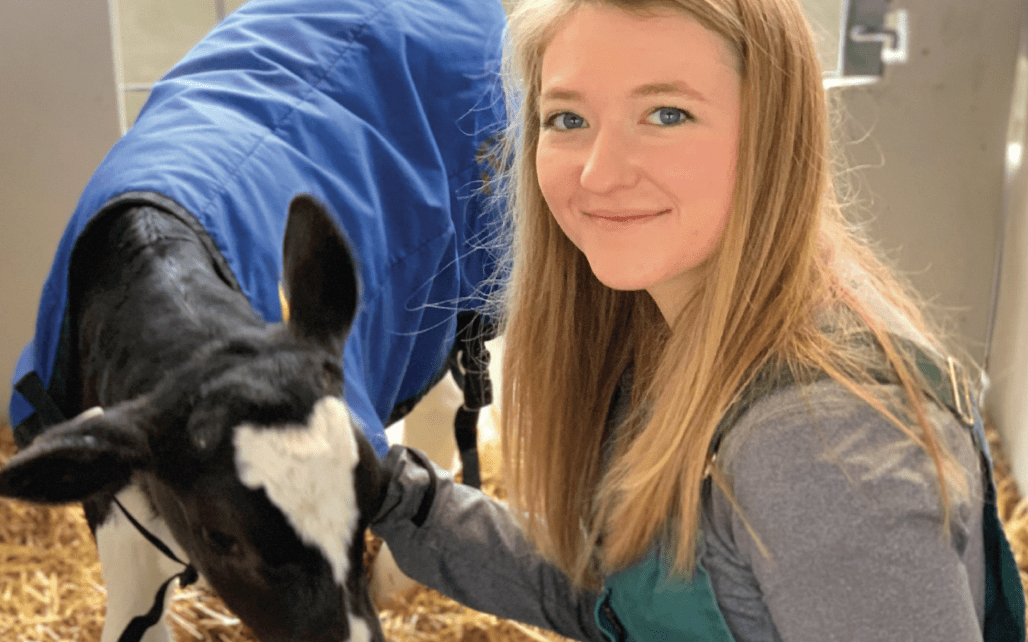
[201,526,241,557]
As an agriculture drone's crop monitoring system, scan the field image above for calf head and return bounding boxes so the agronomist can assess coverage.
[0,195,386,642]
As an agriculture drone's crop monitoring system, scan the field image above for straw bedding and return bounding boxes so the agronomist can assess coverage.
[3,417,1028,642]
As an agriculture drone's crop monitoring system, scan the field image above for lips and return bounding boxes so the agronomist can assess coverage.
[585,209,670,223]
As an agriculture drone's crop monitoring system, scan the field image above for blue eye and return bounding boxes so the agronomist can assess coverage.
[646,107,691,126]
[545,111,587,130]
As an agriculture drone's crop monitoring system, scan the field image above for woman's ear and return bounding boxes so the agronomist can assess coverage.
[280,194,360,355]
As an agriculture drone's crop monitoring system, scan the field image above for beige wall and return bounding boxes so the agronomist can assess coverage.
[0,0,244,424]
[0,2,121,423]
[837,1,1023,364]
[987,32,1028,490]
[114,0,248,128]
[824,1,1027,488]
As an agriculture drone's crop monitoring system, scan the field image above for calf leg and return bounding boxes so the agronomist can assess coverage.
[399,372,463,470]
[96,485,190,642]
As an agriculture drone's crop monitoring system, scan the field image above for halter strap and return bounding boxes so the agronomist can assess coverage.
[112,495,199,642]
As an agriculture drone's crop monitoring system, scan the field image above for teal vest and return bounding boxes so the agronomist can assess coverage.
[596,539,735,641]
[594,345,1025,641]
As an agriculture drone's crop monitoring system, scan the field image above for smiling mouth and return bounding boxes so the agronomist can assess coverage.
[585,209,670,222]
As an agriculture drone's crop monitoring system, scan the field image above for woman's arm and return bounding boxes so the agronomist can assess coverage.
[704,381,985,642]
[371,446,607,641]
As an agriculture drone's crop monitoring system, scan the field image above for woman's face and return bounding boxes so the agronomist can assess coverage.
[536,3,741,320]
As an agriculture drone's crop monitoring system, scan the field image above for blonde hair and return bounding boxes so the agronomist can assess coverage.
[494,0,965,588]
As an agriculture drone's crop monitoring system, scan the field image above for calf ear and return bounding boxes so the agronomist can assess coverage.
[0,405,151,504]
[281,194,360,354]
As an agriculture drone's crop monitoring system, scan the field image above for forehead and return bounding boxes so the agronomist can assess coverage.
[191,340,341,411]
[232,395,361,587]
[540,4,738,102]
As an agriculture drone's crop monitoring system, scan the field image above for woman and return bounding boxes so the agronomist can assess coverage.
[372,0,1026,639]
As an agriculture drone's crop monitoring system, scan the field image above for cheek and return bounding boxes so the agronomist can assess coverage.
[535,148,582,242]
[666,139,736,224]
[665,137,735,189]
[535,145,574,211]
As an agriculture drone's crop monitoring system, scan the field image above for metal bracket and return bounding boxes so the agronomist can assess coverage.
[842,0,909,79]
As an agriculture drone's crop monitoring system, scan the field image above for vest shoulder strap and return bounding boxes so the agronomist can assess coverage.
[707,334,976,460]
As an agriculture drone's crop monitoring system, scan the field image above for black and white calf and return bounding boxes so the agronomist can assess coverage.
[0,195,386,642]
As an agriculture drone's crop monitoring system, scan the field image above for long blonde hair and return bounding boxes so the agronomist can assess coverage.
[494,0,965,588]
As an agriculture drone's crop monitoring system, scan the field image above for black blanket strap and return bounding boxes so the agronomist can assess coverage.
[12,371,67,448]
[14,371,66,428]
[112,496,199,642]
[454,407,482,489]
[448,311,495,489]
[384,311,496,488]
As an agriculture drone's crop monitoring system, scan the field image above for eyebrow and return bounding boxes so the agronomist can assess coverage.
[540,81,707,103]
[540,87,582,101]
[632,81,707,102]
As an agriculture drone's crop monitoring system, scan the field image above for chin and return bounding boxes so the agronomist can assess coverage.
[588,266,661,293]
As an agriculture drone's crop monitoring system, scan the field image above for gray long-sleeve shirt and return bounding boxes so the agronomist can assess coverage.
[372,379,985,641]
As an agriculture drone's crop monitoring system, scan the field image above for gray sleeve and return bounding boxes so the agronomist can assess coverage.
[706,382,985,642]
[370,445,606,642]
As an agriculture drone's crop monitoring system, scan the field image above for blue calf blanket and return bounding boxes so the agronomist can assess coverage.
[9,0,508,456]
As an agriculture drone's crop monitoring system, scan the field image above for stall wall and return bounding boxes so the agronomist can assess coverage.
[838,1,1022,364]
[0,2,122,423]
[987,29,1028,490]
[834,0,1026,489]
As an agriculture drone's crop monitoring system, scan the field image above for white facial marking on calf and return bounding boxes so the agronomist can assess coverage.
[233,396,360,587]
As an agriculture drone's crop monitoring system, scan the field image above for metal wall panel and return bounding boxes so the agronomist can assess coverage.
[0,2,121,421]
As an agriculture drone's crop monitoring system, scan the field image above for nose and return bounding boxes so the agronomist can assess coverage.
[579,127,639,193]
